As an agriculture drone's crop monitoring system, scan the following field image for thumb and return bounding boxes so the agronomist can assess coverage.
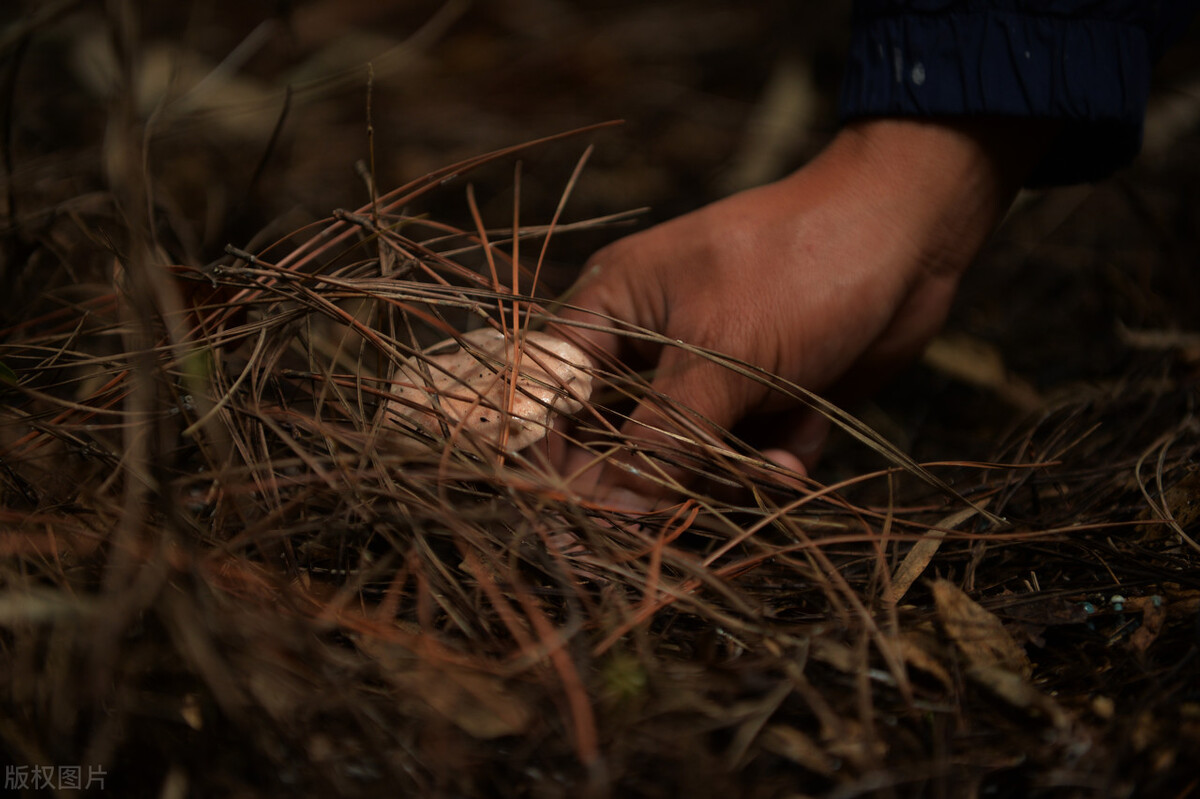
[548,252,655,375]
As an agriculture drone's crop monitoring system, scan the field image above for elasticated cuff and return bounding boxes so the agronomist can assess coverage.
[838,10,1153,185]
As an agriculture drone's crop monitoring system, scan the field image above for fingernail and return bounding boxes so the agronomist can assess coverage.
[762,448,806,475]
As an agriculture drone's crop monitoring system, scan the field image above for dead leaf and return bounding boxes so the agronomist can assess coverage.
[1117,323,1200,360]
[932,581,1073,727]
[808,637,856,675]
[1140,464,1200,532]
[822,718,888,767]
[360,638,532,739]
[896,632,953,691]
[887,502,989,604]
[1127,598,1168,653]
[180,693,204,731]
[759,724,836,776]
[931,579,1032,679]
[720,55,817,193]
[392,664,532,739]
[965,663,1071,729]
[922,333,1042,411]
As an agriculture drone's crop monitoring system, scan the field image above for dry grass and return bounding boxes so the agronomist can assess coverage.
[3,2,1200,798]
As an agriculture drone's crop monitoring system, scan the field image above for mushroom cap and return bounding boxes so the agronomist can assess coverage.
[389,327,593,454]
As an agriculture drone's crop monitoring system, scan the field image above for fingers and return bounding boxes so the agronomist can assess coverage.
[816,271,960,404]
[548,259,646,390]
[563,344,751,511]
[761,410,831,476]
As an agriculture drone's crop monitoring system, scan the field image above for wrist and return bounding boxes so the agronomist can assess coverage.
[806,117,1056,279]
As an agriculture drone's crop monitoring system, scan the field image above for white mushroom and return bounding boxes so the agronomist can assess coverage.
[389,327,593,454]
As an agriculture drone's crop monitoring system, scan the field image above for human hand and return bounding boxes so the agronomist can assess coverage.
[557,118,1053,510]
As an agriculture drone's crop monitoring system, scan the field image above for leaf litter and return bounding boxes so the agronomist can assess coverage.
[1,2,1199,797]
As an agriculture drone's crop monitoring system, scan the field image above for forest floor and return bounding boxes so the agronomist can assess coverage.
[2,2,1199,797]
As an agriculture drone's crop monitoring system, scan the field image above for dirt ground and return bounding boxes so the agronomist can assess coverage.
[2,2,1199,797]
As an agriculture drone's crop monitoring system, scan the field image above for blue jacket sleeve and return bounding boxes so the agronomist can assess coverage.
[839,1,1200,185]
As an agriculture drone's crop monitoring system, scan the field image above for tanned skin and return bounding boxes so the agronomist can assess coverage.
[557,118,1057,510]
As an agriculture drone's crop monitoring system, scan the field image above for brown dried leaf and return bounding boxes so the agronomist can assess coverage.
[360,638,532,739]
[759,724,837,776]
[822,718,888,768]
[1140,464,1200,532]
[897,632,953,691]
[1126,597,1169,654]
[393,664,532,740]
[808,637,857,674]
[931,579,1032,679]
[965,663,1071,729]
[887,503,989,604]
[922,333,1042,411]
